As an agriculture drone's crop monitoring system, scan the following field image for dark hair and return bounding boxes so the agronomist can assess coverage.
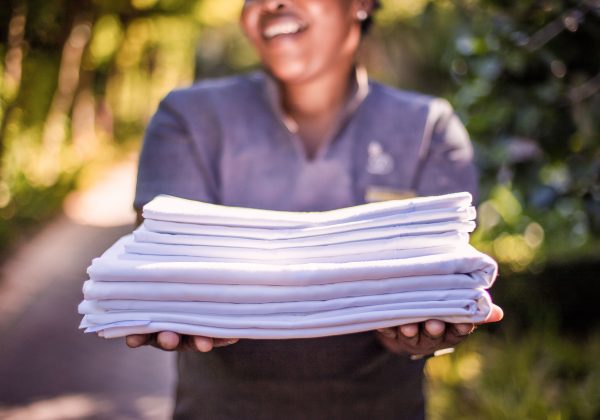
[361,0,381,35]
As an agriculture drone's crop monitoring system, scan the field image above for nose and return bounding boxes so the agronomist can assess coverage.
[248,0,289,12]
[265,0,287,11]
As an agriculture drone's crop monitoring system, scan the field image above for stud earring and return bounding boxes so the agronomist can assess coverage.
[356,10,368,21]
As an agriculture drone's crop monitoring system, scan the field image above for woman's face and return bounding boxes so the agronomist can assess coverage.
[241,0,365,84]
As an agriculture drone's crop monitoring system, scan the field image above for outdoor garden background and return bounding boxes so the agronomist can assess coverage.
[0,0,599,418]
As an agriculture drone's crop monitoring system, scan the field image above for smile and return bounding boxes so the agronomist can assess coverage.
[262,21,306,40]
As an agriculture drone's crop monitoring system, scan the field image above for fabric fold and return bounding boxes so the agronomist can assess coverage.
[82,288,488,316]
[88,236,497,287]
[143,192,473,228]
[143,206,477,239]
[134,221,476,248]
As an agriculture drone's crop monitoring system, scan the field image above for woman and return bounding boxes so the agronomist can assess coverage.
[128,0,503,418]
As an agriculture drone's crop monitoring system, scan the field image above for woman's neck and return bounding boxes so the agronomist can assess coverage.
[280,66,354,119]
[277,65,356,159]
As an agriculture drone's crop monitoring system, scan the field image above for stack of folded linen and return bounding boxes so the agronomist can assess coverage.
[79,192,498,340]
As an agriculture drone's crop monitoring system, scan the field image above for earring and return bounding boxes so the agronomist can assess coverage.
[356,10,368,21]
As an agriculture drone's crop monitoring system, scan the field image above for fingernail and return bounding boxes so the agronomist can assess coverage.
[425,321,445,338]
[455,325,472,336]
[194,337,213,352]
[212,338,239,349]
[400,325,418,338]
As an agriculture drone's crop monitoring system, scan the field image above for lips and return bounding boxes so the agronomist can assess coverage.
[261,15,308,41]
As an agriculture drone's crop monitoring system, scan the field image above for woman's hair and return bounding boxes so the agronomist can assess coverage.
[361,0,382,34]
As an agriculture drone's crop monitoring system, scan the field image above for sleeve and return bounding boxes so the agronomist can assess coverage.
[134,91,221,210]
[412,99,479,201]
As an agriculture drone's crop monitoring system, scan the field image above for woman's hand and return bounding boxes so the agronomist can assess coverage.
[125,332,239,352]
[375,304,503,357]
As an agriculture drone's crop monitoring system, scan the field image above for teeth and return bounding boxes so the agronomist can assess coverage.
[263,22,302,39]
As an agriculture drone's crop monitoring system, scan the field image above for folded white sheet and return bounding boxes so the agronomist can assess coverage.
[113,244,460,264]
[81,288,487,315]
[143,193,473,228]
[125,232,469,262]
[91,316,481,339]
[88,236,496,286]
[81,298,487,330]
[134,221,476,249]
[85,298,490,339]
[143,206,476,239]
[83,273,485,303]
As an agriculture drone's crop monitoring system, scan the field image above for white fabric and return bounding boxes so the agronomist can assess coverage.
[82,274,484,303]
[88,237,496,286]
[143,207,476,239]
[143,192,473,228]
[81,299,488,330]
[134,221,476,248]
[87,305,489,340]
[115,244,460,264]
[79,192,498,340]
[125,232,469,262]
[82,288,486,315]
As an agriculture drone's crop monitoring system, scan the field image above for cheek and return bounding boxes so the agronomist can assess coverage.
[306,4,355,49]
[240,7,260,44]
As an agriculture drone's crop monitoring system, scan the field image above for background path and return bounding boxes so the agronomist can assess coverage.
[0,159,174,420]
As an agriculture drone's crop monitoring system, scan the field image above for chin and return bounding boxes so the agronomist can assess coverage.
[266,61,317,85]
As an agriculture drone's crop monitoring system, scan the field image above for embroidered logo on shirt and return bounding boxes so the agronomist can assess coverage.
[367,141,394,176]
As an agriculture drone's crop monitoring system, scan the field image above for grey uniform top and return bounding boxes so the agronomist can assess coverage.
[135,70,477,420]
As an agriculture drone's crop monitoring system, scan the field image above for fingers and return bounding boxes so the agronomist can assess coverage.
[399,323,418,339]
[376,320,468,356]
[191,336,214,352]
[126,334,151,348]
[451,323,475,337]
[423,320,445,338]
[157,331,181,350]
[481,304,504,324]
[125,332,240,352]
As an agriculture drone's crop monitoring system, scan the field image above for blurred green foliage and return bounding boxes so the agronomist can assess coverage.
[426,327,600,419]
[366,0,600,271]
[0,0,207,253]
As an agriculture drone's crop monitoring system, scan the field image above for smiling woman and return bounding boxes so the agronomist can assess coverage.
[240,0,362,83]
[237,0,375,158]
[128,0,501,418]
